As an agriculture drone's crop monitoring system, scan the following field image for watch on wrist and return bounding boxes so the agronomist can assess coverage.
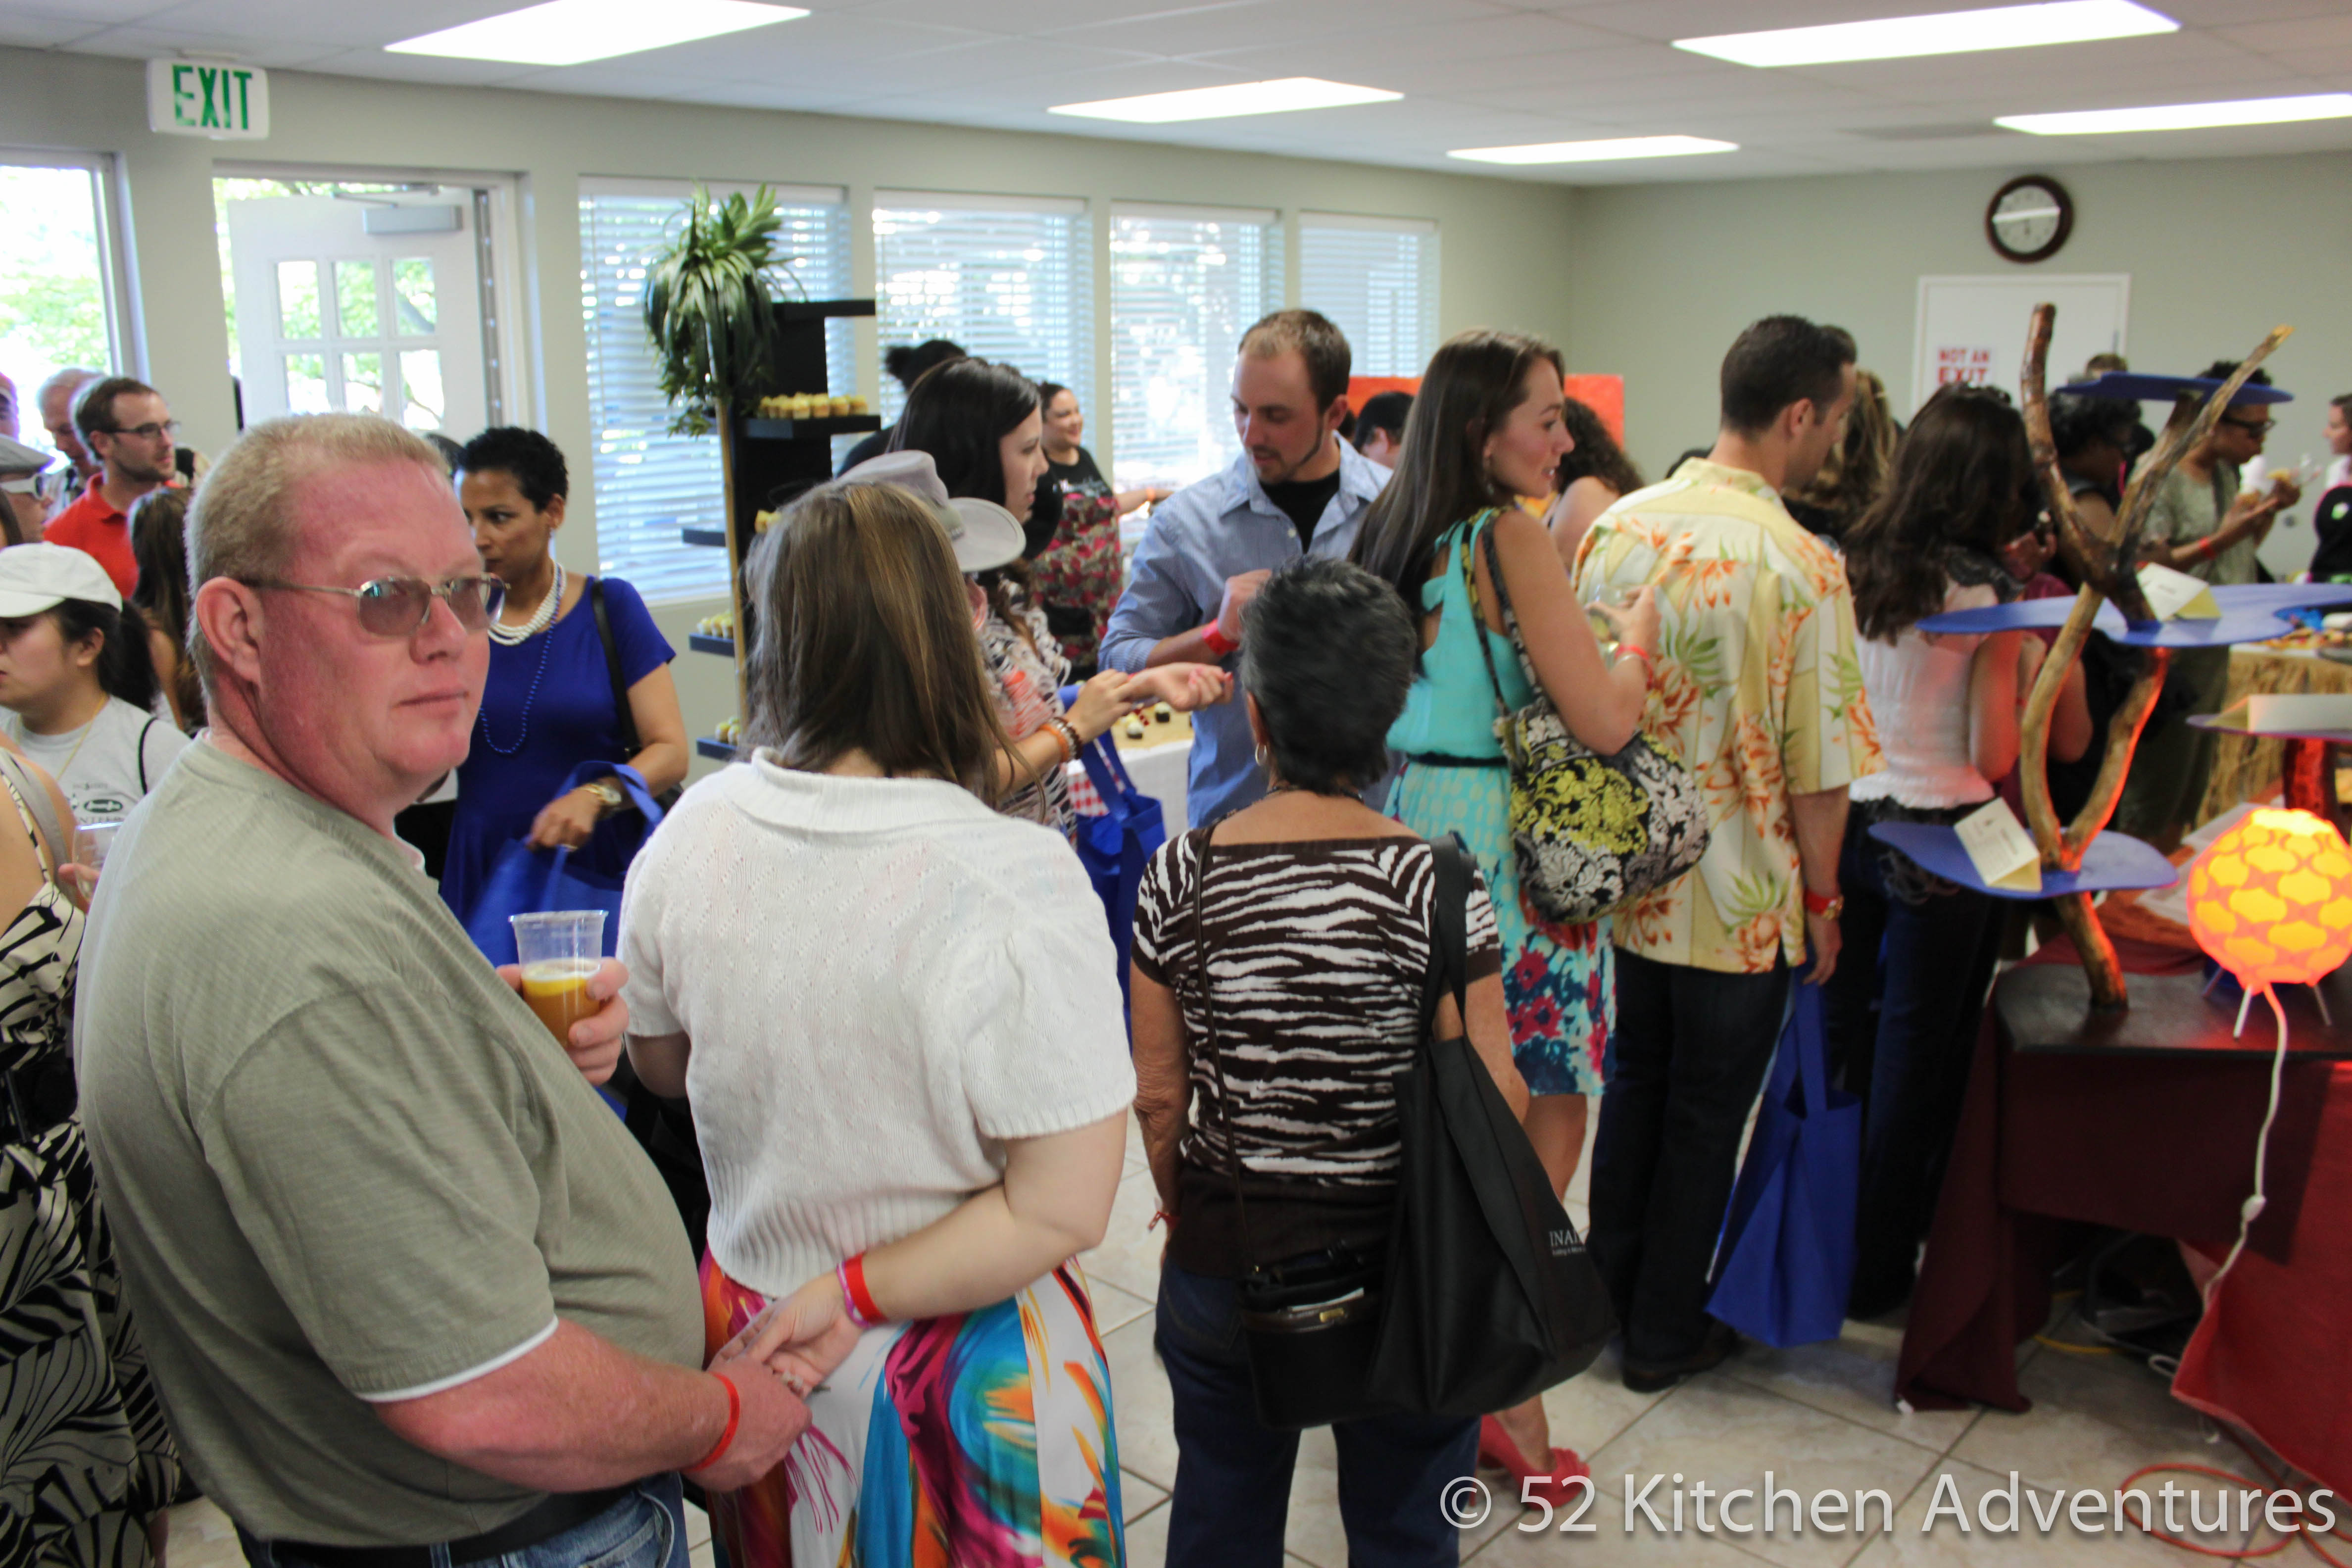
[582,779,627,816]
[1803,887,1844,922]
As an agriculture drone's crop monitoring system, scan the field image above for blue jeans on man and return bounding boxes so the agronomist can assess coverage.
[235,1474,690,1568]
[1154,1262,1478,1568]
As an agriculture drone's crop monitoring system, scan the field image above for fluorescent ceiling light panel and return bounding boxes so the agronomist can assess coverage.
[1676,0,2176,68]
[1050,78,1400,123]
[386,0,805,66]
[1448,136,1738,165]
[1998,93,2352,135]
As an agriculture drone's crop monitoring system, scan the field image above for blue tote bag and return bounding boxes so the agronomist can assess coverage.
[1706,981,1861,1347]
[461,762,666,969]
[1076,737,1166,1022]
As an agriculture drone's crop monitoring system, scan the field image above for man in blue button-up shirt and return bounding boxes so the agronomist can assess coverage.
[1101,310,1389,827]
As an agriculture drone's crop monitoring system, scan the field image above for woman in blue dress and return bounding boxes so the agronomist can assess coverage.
[438,427,688,924]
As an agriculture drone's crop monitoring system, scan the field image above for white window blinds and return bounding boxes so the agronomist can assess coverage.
[1299,213,1438,379]
[1107,203,1282,494]
[578,178,850,604]
[872,193,1092,423]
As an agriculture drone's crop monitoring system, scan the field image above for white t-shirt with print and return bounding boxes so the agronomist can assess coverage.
[4,696,191,823]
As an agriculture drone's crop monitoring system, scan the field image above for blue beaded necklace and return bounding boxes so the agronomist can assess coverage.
[478,575,563,756]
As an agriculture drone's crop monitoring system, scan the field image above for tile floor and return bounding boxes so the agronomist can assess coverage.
[166,1117,2284,1568]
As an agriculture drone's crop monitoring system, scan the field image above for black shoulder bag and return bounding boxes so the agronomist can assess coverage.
[591,578,683,811]
[1186,826,1400,1431]
[1366,836,1618,1417]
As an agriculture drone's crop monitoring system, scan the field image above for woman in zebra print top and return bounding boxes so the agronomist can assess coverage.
[0,740,180,1566]
[1130,558,1527,1568]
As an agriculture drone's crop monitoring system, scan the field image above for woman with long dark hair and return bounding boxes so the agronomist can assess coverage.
[890,359,1226,836]
[0,543,185,823]
[1827,383,2033,1318]
[1544,396,1644,570]
[622,477,1133,1568]
[1352,329,1658,1502]
[127,487,202,732]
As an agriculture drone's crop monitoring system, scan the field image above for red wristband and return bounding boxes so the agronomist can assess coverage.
[1617,643,1654,664]
[1803,887,1842,917]
[1199,620,1239,658]
[686,1372,740,1473]
[838,1253,885,1328]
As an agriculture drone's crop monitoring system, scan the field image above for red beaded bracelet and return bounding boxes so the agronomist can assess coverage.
[686,1372,740,1473]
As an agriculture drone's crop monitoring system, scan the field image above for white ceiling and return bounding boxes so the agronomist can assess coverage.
[7,0,2352,183]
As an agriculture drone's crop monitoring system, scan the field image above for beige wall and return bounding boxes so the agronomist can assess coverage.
[1566,152,2352,579]
[14,45,2351,750]
[4,47,1583,767]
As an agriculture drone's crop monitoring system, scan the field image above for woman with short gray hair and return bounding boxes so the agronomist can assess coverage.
[1130,555,1528,1568]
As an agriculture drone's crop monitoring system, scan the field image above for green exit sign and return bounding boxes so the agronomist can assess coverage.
[146,59,270,140]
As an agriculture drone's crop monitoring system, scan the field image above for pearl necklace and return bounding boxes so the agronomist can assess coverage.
[488,561,564,647]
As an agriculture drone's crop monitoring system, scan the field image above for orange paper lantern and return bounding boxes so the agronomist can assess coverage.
[2185,808,2352,987]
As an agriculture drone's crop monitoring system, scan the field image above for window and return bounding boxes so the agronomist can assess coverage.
[1107,203,1282,495]
[1299,213,1437,379]
[1,154,126,467]
[580,178,850,603]
[872,193,1091,425]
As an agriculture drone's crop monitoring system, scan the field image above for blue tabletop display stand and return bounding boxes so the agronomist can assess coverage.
[2058,372,2295,405]
[1865,822,2179,902]
[1918,583,2352,647]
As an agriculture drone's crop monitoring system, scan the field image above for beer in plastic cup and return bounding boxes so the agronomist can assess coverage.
[71,821,120,899]
[510,910,606,1045]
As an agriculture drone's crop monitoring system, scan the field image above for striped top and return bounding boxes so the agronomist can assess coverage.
[1132,830,1502,1274]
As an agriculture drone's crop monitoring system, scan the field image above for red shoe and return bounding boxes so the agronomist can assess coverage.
[1477,1415,1592,1508]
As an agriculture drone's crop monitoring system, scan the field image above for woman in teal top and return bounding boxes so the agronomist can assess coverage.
[1354,330,1658,1500]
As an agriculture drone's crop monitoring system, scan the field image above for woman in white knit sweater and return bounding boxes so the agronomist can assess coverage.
[620,478,1135,1567]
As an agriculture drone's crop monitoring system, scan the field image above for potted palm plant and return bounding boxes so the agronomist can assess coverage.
[641,185,801,436]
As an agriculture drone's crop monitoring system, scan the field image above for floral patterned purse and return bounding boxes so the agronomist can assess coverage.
[1462,512,1709,923]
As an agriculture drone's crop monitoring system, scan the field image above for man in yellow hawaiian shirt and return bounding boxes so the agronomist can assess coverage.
[1574,316,1883,1393]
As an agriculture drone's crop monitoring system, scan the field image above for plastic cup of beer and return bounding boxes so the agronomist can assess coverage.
[511,911,606,1046]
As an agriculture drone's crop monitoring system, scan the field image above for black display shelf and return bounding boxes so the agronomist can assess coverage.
[695,736,741,762]
[688,633,735,657]
[777,298,876,321]
[739,415,882,441]
[680,525,728,548]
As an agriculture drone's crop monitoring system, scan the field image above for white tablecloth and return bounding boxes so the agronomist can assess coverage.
[1072,738,1190,833]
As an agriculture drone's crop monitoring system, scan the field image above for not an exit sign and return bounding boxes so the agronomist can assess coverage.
[147,59,269,140]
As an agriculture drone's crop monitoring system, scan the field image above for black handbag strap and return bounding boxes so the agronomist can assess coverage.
[589,578,642,760]
[1456,510,1516,729]
[1183,825,1272,1272]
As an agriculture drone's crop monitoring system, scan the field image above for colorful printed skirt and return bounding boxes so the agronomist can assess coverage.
[699,1253,1126,1568]
[1390,758,1613,1096]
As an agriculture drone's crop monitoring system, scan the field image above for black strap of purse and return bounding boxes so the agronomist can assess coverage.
[1456,512,1524,750]
[589,578,641,760]
[1185,825,1273,1274]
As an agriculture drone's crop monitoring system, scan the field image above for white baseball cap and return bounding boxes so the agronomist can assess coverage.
[838,449,1026,574]
[0,434,50,487]
[0,543,124,615]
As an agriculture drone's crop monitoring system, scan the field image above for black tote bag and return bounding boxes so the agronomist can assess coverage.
[1367,838,1617,1417]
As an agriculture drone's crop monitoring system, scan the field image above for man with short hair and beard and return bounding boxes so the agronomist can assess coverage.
[1102,308,1389,826]
[1575,315,1881,1393]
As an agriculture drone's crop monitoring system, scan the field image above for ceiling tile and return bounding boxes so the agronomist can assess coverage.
[139,0,506,48]
[60,21,346,67]
[0,0,181,24]
[0,13,106,47]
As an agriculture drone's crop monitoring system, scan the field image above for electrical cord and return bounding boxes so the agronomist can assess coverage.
[2203,983,2292,1299]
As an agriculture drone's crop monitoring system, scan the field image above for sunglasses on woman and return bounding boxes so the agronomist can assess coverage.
[238,574,508,638]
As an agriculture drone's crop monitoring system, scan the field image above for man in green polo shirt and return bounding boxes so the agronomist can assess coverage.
[77,414,828,1568]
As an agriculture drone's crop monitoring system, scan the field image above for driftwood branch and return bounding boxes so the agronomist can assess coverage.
[2011,310,2288,1010]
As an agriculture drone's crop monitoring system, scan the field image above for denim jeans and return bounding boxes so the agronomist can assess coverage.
[1590,950,1790,1367]
[238,1474,689,1568]
[1154,1263,1478,1568]
[1823,814,2000,1309]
